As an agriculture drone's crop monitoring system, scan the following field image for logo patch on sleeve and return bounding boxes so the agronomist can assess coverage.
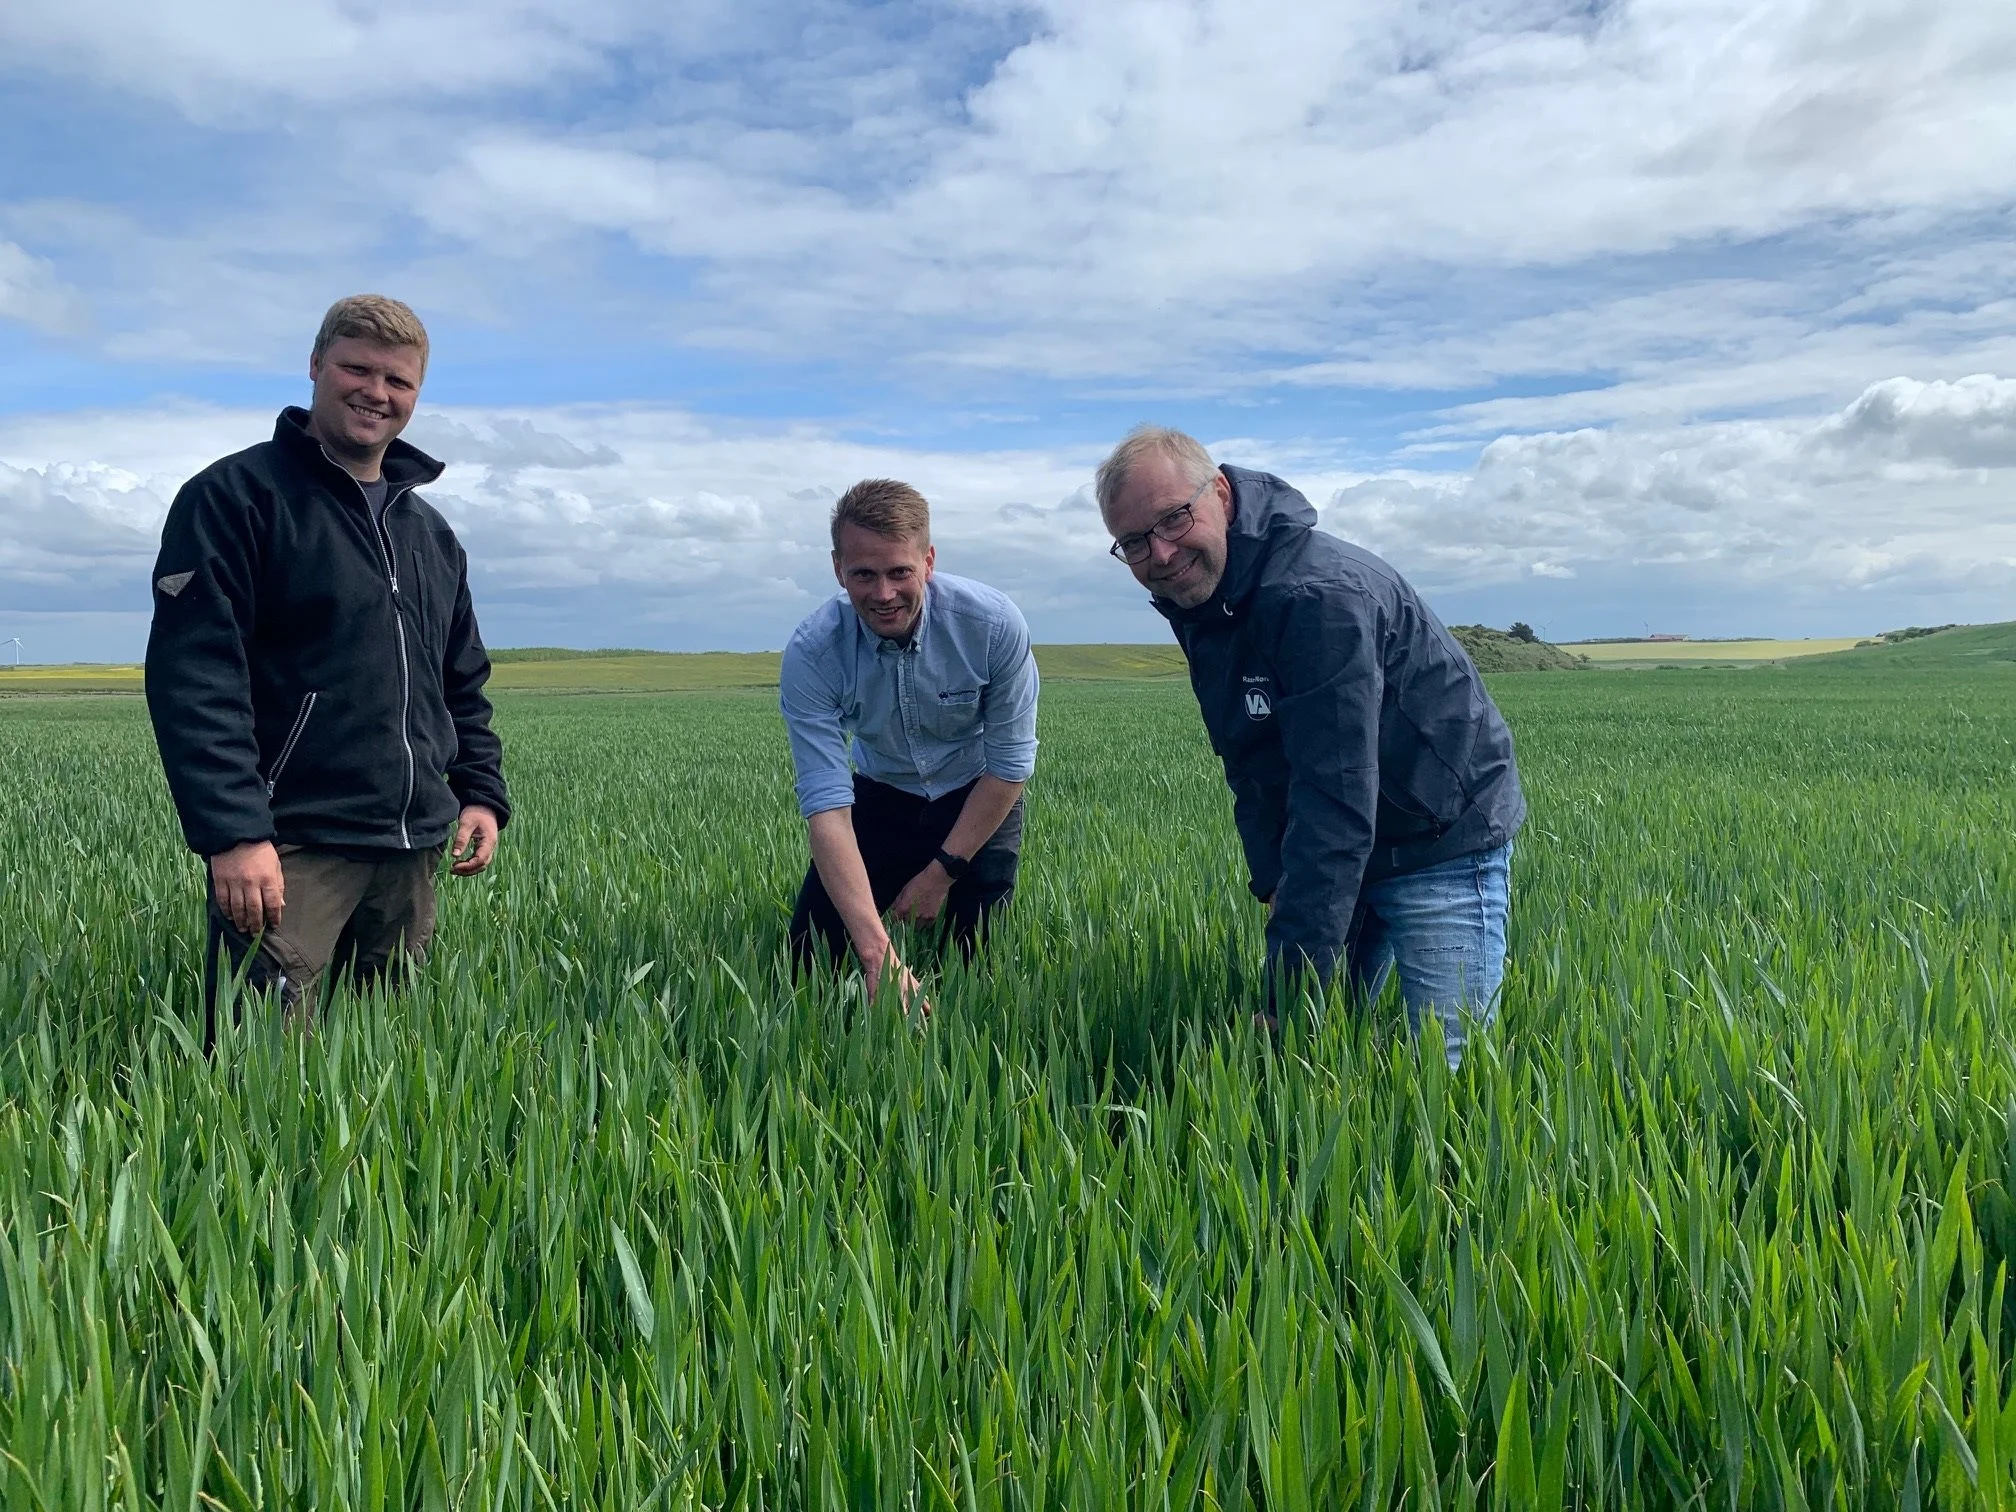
[155,571,195,598]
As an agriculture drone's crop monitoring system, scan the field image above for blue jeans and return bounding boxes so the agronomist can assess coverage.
[1346,841,1512,1068]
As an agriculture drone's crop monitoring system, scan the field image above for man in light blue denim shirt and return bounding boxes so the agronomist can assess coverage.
[781,478,1040,1012]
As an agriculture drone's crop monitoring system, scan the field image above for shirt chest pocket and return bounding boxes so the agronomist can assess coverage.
[921,686,983,739]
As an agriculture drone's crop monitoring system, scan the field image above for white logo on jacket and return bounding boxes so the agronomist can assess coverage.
[1244,687,1272,720]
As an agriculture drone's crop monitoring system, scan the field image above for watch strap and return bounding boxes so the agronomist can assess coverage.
[934,847,971,880]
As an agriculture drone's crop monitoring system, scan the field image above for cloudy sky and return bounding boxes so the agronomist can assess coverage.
[3,0,2014,660]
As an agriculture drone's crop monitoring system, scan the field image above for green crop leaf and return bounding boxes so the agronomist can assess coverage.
[2,667,2014,1505]
[1367,1232,1460,1406]
[611,1222,656,1341]
[1493,1367,1536,1509]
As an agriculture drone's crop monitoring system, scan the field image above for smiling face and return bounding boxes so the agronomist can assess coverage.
[305,335,424,478]
[835,522,935,641]
[1104,452,1234,609]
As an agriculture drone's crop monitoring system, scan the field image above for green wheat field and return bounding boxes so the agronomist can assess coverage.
[4,629,2016,1508]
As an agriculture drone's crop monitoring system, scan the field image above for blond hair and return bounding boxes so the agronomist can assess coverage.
[1095,425,1218,517]
[311,294,430,373]
[831,478,931,551]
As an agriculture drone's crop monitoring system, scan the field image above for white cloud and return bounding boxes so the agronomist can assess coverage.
[404,408,1113,624]
[0,402,1132,645]
[0,0,633,116]
[11,0,2008,404]
[1808,374,2016,469]
[5,375,2013,657]
[0,460,168,597]
[5,1,2016,652]
[1319,375,2016,598]
[406,415,620,472]
[410,0,2016,385]
[1401,258,2016,436]
[0,241,89,335]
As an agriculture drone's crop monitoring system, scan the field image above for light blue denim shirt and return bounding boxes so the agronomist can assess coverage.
[780,573,1041,818]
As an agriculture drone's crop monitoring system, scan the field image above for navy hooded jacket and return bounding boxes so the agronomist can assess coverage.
[1157,466,1524,986]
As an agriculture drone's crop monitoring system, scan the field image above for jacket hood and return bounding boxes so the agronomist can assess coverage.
[1157,465,1317,623]
[275,406,445,491]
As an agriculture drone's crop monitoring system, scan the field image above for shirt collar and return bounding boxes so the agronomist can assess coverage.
[864,579,933,656]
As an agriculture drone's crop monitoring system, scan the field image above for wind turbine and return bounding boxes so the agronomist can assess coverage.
[2,637,19,667]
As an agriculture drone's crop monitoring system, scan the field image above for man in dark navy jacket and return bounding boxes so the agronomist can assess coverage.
[1097,425,1523,1066]
[146,294,509,1033]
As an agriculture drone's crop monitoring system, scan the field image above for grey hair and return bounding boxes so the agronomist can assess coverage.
[1095,425,1219,517]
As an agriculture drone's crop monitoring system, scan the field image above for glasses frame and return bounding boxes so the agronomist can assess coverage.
[1108,474,1215,565]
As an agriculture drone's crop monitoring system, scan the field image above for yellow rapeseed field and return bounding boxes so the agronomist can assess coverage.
[1572,636,1865,664]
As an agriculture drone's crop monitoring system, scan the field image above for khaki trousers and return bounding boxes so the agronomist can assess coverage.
[204,844,442,1041]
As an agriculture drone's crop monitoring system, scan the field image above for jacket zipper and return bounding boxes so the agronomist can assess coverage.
[264,692,319,796]
[352,474,418,849]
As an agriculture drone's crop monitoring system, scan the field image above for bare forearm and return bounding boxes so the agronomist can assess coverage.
[940,775,1025,862]
[807,809,888,957]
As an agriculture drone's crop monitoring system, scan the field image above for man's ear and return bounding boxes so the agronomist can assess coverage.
[923,544,936,575]
[831,550,844,587]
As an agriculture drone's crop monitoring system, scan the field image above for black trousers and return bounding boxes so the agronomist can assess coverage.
[789,774,1023,971]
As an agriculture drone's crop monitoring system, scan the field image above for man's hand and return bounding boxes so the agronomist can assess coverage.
[889,859,954,925]
[210,840,285,934]
[859,935,932,1020]
[450,805,500,876]
[804,808,931,1019]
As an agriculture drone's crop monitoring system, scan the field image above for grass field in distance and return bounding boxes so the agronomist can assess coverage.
[0,644,1197,696]
[0,627,1898,696]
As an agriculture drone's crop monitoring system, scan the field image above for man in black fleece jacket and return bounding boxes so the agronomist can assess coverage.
[1098,425,1523,1066]
[146,294,509,1032]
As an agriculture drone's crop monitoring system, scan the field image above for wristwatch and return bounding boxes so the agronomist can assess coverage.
[934,847,971,880]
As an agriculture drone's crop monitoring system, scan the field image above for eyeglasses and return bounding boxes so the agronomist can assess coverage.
[1108,475,1213,565]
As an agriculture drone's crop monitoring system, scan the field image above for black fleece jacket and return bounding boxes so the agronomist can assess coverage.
[145,407,509,858]
[1158,467,1524,985]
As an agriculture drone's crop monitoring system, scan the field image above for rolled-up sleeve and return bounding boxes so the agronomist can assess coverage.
[980,602,1040,783]
[780,637,857,818]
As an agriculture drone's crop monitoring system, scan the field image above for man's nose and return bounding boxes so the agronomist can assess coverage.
[1147,533,1184,566]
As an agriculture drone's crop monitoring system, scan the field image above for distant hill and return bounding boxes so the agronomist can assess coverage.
[1796,621,2016,673]
[1447,625,1590,672]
